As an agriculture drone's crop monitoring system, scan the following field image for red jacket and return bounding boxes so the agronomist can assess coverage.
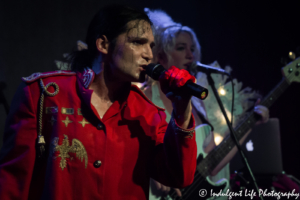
[0,69,197,200]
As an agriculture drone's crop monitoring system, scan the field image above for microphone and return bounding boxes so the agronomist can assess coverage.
[191,61,230,75]
[145,63,208,100]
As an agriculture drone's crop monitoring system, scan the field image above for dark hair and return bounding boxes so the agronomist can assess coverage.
[71,5,152,71]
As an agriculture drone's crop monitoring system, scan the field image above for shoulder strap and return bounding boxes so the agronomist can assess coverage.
[22,70,76,83]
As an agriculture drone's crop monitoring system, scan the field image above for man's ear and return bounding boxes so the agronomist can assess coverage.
[96,35,109,54]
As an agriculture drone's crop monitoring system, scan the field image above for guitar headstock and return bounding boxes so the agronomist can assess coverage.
[281,56,300,84]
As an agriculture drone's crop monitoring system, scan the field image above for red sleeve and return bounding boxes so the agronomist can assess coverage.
[150,111,197,188]
[0,82,38,199]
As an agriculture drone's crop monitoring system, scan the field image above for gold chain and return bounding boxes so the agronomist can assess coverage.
[37,79,59,158]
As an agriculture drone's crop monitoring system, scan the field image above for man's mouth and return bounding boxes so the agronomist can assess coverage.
[140,65,148,70]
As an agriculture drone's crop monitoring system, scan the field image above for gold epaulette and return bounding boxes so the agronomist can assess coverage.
[23,71,74,158]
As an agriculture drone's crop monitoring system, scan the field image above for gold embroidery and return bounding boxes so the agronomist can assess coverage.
[78,108,82,115]
[45,107,58,114]
[61,107,74,115]
[52,135,88,170]
[78,118,90,127]
[62,116,73,127]
[49,116,57,126]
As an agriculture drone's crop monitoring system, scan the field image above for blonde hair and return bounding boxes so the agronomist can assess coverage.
[144,8,201,63]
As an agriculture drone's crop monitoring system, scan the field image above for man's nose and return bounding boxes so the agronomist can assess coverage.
[142,46,153,63]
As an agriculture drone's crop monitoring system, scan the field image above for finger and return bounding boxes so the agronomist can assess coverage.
[254,105,269,123]
[174,69,188,88]
[159,66,179,95]
[168,66,180,87]
[160,185,170,193]
[176,69,196,87]
[175,188,182,197]
[255,98,261,106]
[167,67,195,89]
[254,105,269,115]
[165,186,170,194]
[154,181,162,190]
[254,107,262,115]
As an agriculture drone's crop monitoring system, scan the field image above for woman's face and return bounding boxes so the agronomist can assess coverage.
[159,31,195,70]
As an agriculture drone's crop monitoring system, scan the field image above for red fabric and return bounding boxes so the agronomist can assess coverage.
[159,66,196,94]
[0,70,197,200]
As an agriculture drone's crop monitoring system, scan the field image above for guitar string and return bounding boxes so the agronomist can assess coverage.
[167,164,209,199]
[169,171,206,199]
[180,171,207,199]
[167,167,205,198]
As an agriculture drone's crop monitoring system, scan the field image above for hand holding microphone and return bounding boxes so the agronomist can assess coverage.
[145,64,194,128]
[145,64,208,100]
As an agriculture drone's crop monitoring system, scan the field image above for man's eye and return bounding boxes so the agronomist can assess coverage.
[191,48,195,52]
[133,40,142,45]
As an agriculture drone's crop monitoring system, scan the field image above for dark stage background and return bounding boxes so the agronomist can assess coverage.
[1,0,300,180]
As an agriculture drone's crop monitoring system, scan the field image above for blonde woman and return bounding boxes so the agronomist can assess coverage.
[145,8,269,200]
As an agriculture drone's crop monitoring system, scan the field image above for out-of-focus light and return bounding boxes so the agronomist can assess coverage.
[219,88,226,95]
[289,51,296,60]
[132,82,143,88]
[214,133,224,146]
[220,109,232,124]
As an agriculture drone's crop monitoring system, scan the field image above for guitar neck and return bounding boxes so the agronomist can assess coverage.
[197,78,290,177]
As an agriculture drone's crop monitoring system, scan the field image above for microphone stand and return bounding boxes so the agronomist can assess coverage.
[0,81,10,115]
[205,72,263,200]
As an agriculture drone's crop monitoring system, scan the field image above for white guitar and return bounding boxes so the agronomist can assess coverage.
[149,57,300,200]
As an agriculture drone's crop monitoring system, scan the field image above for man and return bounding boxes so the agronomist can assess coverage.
[0,5,199,200]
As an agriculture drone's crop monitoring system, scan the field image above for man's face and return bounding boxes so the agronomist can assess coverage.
[109,20,154,83]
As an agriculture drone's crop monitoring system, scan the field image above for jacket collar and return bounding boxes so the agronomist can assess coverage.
[77,67,95,89]
[76,68,129,121]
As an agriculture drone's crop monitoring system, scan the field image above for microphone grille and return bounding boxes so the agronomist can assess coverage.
[145,63,165,80]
